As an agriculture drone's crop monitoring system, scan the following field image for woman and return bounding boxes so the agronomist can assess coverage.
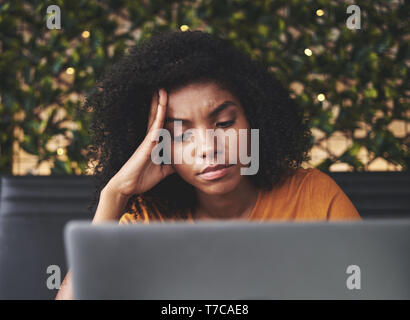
[56,30,360,299]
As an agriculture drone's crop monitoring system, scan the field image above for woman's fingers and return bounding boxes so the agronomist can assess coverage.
[144,89,168,149]
[149,89,167,134]
[156,88,168,128]
[147,88,168,134]
[146,90,159,134]
[158,88,167,112]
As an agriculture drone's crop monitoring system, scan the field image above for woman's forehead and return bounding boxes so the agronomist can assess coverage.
[167,81,241,116]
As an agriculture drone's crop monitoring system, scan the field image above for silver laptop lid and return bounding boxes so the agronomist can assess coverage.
[65,220,410,299]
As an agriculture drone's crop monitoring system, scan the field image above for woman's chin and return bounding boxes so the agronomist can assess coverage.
[196,178,239,196]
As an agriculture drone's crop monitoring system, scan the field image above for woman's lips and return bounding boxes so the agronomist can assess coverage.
[198,164,234,181]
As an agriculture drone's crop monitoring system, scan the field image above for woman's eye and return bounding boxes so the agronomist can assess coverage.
[172,122,234,142]
[174,131,192,142]
[216,120,235,128]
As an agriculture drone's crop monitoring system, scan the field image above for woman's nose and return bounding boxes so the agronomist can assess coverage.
[194,128,222,163]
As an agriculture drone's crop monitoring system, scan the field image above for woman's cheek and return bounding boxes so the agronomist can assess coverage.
[172,160,195,183]
[234,124,252,163]
[171,142,184,165]
[171,142,200,180]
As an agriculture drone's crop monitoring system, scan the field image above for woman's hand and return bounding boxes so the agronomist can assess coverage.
[56,89,174,300]
[106,88,175,198]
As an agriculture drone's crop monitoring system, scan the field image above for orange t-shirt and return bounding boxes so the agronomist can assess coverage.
[119,168,361,224]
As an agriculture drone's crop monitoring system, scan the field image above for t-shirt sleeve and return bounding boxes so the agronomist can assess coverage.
[309,169,362,221]
[326,185,362,221]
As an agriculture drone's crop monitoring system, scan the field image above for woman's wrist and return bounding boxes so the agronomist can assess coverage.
[92,184,131,224]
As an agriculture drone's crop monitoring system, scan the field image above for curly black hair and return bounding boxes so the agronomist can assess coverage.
[81,30,312,220]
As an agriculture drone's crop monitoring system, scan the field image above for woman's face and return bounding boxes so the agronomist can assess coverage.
[164,81,252,196]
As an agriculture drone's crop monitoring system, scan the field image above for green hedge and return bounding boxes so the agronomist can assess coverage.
[0,0,408,174]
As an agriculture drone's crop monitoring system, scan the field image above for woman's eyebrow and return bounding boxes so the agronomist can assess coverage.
[165,100,237,124]
[208,100,237,118]
[165,117,191,125]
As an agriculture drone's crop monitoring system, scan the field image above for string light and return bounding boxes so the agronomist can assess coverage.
[316,9,324,17]
[310,10,325,106]
[304,48,313,56]
[81,30,90,38]
[317,93,326,101]
[180,25,189,32]
[66,67,75,75]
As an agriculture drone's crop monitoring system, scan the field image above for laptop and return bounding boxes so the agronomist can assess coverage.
[64,220,410,299]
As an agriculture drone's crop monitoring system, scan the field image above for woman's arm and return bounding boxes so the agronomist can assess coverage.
[56,89,172,299]
[55,184,130,300]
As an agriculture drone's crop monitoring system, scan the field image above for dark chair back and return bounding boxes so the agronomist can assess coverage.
[0,175,96,299]
[329,172,410,219]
